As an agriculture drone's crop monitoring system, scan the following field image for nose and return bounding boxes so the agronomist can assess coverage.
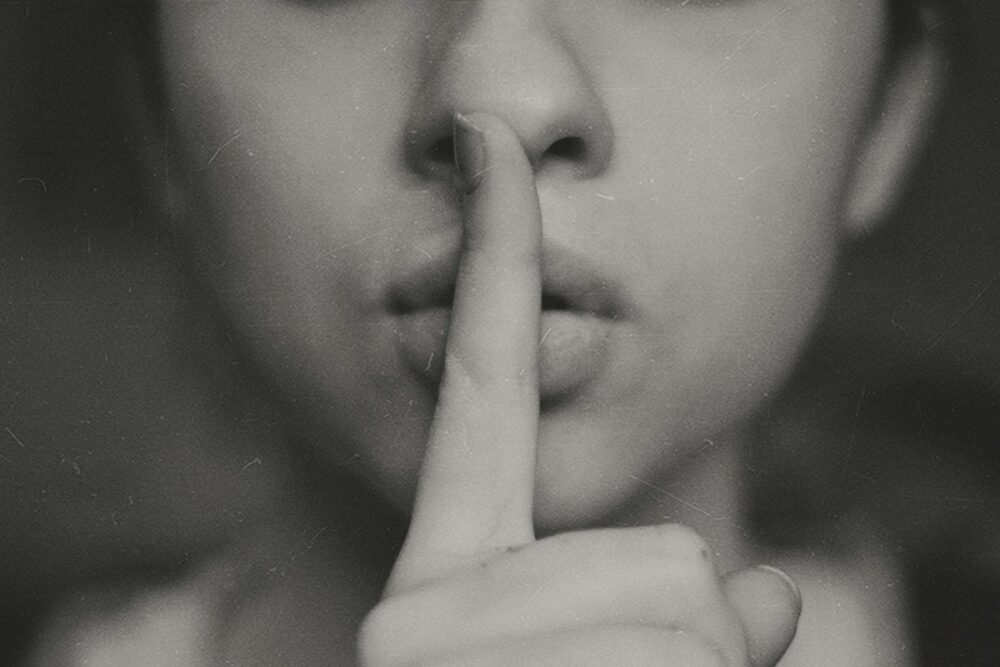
[404,1,613,183]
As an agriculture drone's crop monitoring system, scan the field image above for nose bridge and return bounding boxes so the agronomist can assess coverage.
[405,0,612,179]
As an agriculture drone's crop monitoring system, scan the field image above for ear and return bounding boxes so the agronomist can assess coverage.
[844,15,946,235]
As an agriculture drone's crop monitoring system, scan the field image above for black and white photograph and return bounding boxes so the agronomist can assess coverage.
[2,1,999,664]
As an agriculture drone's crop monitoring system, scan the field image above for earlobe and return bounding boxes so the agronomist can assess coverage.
[844,18,945,236]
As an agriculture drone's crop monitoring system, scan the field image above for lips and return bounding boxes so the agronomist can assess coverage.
[388,243,630,402]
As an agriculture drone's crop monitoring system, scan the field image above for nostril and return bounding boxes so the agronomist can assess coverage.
[544,136,587,163]
[427,136,456,167]
[542,293,571,310]
[411,130,595,180]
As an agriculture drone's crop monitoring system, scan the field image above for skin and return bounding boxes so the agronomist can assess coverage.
[359,112,800,666]
[158,0,886,529]
[147,0,938,663]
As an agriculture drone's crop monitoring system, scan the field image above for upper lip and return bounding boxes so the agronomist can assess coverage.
[387,242,630,320]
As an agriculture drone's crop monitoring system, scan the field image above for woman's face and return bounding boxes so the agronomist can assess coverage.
[157,0,886,529]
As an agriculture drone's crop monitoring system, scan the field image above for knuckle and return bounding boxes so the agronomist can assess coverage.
[642,525,718,583]
[652,524,713,562]
[639,525,727,616]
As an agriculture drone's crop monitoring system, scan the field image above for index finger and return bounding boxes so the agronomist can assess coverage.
[388,113,542,593]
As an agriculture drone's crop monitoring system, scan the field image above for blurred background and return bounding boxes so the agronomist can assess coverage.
[2,1,998,664]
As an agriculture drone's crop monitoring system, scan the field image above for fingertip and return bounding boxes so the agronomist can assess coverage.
[394,111,542,582]
[456,112,532,173]
[723,565,801,667]
[454,113,486,193]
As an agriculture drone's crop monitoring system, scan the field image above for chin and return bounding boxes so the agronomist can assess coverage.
[530,454,663,535]
[529,422,672,534]
[355,419,645,535]
[532,481,629,535]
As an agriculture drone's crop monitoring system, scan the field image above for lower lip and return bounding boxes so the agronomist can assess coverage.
[395,308,613,401]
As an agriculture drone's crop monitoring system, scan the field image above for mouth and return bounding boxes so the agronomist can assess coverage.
[388,244,629,402]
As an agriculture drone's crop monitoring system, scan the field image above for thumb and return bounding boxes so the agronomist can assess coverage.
[723,565,801,667]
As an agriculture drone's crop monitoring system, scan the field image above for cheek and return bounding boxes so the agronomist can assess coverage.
[157,6,445,503]
[157,0,431,278]
[159,2,411,356]
[611,1,882,382]
[153,0,887,523]
[526,2,884,520]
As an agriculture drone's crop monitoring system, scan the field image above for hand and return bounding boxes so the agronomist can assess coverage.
[359,113,800,666]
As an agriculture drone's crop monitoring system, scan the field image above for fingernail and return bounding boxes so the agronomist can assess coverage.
[756,565,802,609]
[454,113,486,194]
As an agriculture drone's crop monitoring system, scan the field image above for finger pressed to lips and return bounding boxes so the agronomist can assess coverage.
[389,239,627,401]
[374,113,800,667]
[388,112,544,593]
